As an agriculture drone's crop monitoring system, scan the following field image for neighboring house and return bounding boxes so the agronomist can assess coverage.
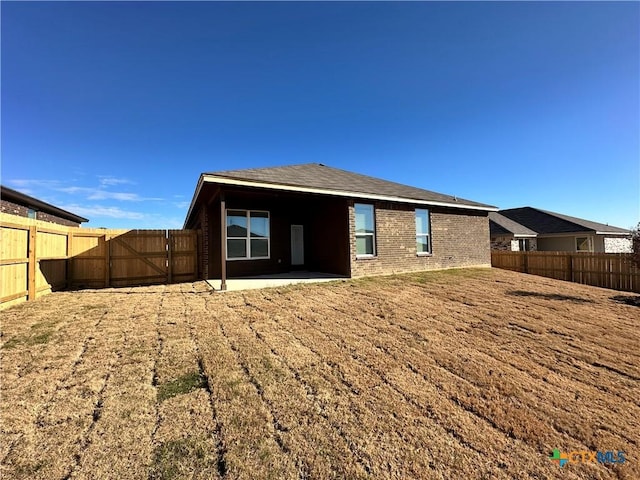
[184,163,497,288]
[489,212,538,251]
[489,207,631,253]
[0,185,88,227]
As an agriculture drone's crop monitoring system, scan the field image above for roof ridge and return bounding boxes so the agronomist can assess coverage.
[499,206,629,233]
[528,207,590,232]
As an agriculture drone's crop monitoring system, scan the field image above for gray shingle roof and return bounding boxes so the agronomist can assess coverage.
[0,185,89,224]
[489,212,537,237]
[499,207,629,235]
[206,163,495,209]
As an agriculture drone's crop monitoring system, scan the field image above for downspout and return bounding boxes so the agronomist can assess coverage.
[220,191,227,291]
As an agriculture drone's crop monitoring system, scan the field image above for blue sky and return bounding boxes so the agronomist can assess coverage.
[2,2,638,229]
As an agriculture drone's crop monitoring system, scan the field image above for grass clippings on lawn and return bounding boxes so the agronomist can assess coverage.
[0,269,638,479]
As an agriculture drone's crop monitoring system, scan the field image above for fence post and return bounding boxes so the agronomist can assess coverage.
[167,230,173,284]
[522,251,528,274]
[104,234,110,288]
[66,230,73,288]
[27,226,37,300]
[568,254,573,282]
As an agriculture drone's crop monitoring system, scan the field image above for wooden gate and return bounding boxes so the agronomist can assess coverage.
[107,230,198,287]
[1,213,200,309]
[109,230,168,287]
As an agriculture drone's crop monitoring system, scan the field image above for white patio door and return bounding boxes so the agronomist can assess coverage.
[291,225,304,266]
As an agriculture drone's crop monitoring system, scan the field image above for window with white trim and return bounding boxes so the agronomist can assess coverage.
[415,209,431,254]
[355,203,375,256]
[576,237,592,252]
[226,210,270,260]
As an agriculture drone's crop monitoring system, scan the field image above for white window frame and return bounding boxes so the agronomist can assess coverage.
[415,208,432,255]
[226,209,270,261]
[355,203,376,258]
[575,236,593,252]
[518,238,530,252]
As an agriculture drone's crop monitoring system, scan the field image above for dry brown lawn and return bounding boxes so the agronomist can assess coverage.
[1,268,638,480]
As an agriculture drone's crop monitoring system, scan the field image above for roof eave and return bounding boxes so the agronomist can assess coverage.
[197,174,498,212]
[1,186,89,223]
[595,231,631,236]
[183,174,205,229]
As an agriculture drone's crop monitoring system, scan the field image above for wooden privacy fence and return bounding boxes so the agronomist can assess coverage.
[491,251,640,293]
[1,214,199,309]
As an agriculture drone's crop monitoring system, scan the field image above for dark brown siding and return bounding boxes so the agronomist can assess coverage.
[306,200,350,276]
[207,189,350,278]
[348,201,491,277]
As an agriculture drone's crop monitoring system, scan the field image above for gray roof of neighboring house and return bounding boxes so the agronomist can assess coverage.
[205,163,496,209]
[498,207,629,235]
[0,185,88,224]
[489,212,537,237]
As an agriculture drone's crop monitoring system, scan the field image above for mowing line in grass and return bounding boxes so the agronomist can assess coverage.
[241,293,489,479]
[216,296,372,479]
[304,284,636,478]
[1,305,122,480]
[321,282,640,446]
[258,288,585,479]
[71,291,158,480]
[150,295,226,479]
[190,295,299,480]
[2,271,637,480]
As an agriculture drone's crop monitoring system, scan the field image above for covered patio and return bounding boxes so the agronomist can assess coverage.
[188,180,352,290]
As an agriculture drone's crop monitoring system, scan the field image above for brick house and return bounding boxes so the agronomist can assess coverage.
[489,212,538,251]
[490,207,631,253]
[0,185,88,227]
[184,164,496,289]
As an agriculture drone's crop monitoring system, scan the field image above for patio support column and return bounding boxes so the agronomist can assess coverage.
[220,191,227,291]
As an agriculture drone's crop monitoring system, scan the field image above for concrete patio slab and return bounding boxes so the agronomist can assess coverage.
[206,271,346,292]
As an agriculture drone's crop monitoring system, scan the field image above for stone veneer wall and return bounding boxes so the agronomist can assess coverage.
[490,236,538,251]
[603,236,632,253]
[491,236,513,251]
[348,200,491,278]
[0,198,80,227]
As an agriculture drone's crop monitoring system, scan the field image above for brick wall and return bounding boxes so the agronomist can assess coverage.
[199,205,209,279]
[0,199,80,227]
[348,200,491,277]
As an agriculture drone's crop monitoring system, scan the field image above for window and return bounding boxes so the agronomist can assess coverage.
[355,204,375,256]
[415,209,431,254]
[226,210,270,260]
[518,239,531,251]
[576,237,592,252]
[27,208,36,219]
